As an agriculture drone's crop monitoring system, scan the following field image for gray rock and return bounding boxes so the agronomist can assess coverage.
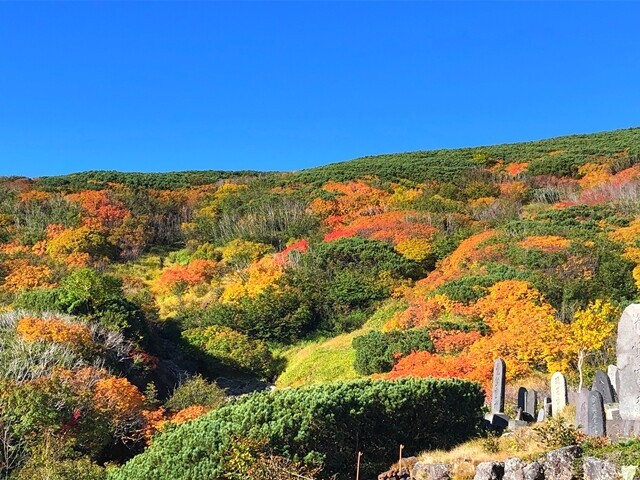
[377,466,411,479]
[544,445,581,480]
[411,462,452,480]
[523,462,545,480]
[473,461,505,480]
[583,456,619,480]
[503,457,525,480]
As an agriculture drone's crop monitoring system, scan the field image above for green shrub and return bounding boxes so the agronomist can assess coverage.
[186,286,314,343]
[15,268,147,336]
[164,375,226,413]
[111,378,484,480]
[12,454,106,480]
[534,416,584,449]
[352,329,434,375]
[182,325,277,379]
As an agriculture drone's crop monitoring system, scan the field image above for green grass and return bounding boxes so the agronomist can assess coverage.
[275,300,406,387]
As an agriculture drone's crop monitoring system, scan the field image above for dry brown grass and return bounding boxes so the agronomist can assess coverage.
[417,427,547,480]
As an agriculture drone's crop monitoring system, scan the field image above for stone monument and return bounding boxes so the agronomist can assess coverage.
[617,304,640,420]
[592,369,616,404]
[587,390,606,436]
[492,358,506,414]
[550,371,568,416]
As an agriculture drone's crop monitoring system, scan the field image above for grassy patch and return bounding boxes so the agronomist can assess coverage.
[275,300,406,387]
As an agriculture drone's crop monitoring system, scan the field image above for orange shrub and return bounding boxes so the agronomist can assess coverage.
[2,260,55,291]
[170,405,210,424]
[156,259,218,294]
[504,162,529,177]
[17,317,92,350]
[93,376,146,419]
[518,235,570,253]
[431,329,482,354]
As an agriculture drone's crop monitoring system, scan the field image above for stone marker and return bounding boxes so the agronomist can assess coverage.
[617,304,640,420]
[526,389,538,421]
[492,358,506,413]
[608,365,619,398]
[517,387,527,412]
[587,390,606,436]
[575,389,589,433]
[537,408,545,422]
[593,369,616,404]
[544,396,552,416]
[550,372,568,416]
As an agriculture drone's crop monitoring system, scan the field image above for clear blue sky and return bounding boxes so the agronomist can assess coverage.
[1,2,639,177]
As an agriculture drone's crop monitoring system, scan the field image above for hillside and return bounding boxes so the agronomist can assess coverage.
[1,126,640,478]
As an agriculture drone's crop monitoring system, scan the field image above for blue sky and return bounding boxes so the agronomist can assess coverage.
[0,2,639,177]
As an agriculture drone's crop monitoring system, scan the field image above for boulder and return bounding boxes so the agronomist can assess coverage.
[583,457,619,480]
[503,458,525,480]
[377,467,411,479]
[473,461,505,480]
[544,445,581,480]
[411,462,452,480]
[523,461,545,480]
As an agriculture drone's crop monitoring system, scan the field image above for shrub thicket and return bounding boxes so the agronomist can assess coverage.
[111,378,484,480]
[352,328,434,375]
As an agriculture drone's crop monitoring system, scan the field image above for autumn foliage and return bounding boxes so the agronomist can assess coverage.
[17,316,93,350]
[1,128,639,476]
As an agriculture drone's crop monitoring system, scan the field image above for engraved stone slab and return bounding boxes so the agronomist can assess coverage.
[526,389,538,421]
[617,304,640,420]
[492,358,506,414]
[575,389,589,433]
[608,365,619,398]
[593,369,616,404]
[587,390,606,436]
[550,372,568,416]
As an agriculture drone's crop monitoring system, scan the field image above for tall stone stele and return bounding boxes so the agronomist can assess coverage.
[617,304,640,420]
[492,358,506,414]
[550,371,568,416]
